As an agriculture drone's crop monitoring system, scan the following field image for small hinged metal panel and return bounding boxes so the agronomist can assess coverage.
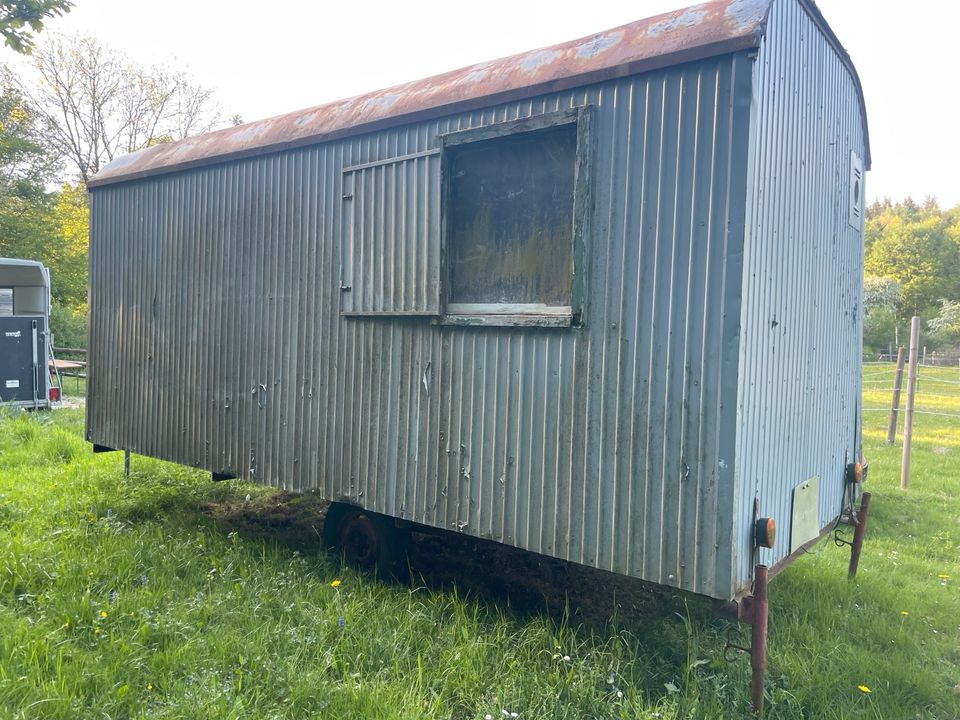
[848,151,863,230]
[790,477,820,553]
[340,151,441,315]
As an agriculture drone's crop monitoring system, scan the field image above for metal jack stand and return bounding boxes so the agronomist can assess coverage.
[835,491,871,579]
[722,564,769,716]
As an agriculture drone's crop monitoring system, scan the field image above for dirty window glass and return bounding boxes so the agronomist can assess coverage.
[0,288,12,316]
[447,124,576,310]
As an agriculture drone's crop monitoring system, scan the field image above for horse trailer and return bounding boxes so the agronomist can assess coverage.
[86,0,871,709]
[0,258,56,409]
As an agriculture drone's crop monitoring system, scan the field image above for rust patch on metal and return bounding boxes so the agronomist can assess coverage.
[89,0,770,188]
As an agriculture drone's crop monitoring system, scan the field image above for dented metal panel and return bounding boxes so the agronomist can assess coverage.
[735,0,868,587]
[88,53,752,600]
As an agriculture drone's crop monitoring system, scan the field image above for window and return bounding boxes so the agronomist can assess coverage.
[338,107,590,326]
[441,108,589,326]
[0,288,12,316]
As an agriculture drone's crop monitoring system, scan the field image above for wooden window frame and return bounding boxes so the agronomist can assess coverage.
[436,106,592,328]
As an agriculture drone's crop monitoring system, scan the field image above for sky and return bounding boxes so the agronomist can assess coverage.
[5,0,959,207]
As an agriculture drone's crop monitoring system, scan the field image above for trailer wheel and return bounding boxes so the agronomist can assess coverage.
[323,503,409,578]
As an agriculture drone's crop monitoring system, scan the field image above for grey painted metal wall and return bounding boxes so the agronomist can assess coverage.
[88,53,753,600]
[736,0,868,582]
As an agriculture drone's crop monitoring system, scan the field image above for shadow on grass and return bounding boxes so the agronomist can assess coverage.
[406,527,684,627]
[208,490,690,624]
[83,475,738,713]
[200,489,330,553]
[122,482,690,631]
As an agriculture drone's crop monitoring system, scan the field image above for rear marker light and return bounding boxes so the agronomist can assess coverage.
[754,517,776,549]
[846,462,865,484]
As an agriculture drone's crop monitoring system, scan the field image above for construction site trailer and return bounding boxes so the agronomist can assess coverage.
[86,0,870,609]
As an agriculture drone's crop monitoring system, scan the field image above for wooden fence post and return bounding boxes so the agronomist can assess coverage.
[900,317,920,490]
[886,346,906,444]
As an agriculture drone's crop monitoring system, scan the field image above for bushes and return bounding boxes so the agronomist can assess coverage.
[50,301,86,349]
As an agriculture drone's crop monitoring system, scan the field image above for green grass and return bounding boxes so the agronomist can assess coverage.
[0,368,958,719]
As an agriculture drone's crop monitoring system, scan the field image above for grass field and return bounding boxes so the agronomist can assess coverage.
[0,367,958,719]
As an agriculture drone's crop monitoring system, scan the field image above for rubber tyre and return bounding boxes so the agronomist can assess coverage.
[323,503,409,579]
[322,502,351,549]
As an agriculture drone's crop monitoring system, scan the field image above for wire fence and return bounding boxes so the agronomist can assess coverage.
[861,360,960,422]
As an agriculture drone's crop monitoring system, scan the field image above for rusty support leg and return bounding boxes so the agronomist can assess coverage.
[848,492,872,580]
[749,564,769,716]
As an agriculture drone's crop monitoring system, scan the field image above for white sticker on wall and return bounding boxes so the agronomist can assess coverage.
[5,379,19,388]
[4,331,20,338]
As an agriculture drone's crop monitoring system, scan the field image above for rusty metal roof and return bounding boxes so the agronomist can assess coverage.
[88,0,869,187]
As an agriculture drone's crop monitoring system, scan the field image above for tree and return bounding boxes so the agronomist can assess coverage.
[928,300,960,349]
[865,211,960,316]
[0,183,87,309]
[0,70,59,190]
[49,180,86,304]
[0,75,60,276]
[21,34,222,183]
[0,0,70,53]
[862,275,900,354]
[0,78,87,321]
[863,275,901,315]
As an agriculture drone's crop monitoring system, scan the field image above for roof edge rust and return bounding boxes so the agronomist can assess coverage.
[88,0,869,188]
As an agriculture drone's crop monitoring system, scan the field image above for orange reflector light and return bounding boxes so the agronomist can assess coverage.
[846,461,864,484]
[754,517,776,548]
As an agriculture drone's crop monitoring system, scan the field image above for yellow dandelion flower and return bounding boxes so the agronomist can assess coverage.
[87,571,94,577]
[147,683,154,691]
[858,684,871,694]
[100,610,108,618]
[899,611,909,616]
[331,579,342,588]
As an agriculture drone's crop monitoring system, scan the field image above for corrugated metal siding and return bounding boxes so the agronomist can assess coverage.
[87,54,754,600]
[341,152,441,314]
[735,0,867,590]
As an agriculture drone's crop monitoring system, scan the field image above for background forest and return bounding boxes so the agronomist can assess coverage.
[864,198,960,357]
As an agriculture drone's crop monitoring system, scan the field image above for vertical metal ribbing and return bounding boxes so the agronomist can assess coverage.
[88,55,755,601]
[736,0,868,593]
